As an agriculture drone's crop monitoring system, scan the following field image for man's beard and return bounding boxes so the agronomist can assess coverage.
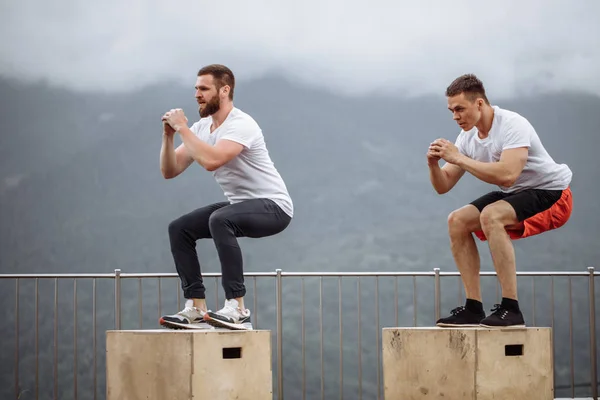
[199,96,220,118]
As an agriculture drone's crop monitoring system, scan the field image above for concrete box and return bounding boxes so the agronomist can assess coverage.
[106,329,272,400]
[382,327,553,400]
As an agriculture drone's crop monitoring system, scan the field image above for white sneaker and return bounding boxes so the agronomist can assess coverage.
[204,299,253,330]
[159,299,213,330]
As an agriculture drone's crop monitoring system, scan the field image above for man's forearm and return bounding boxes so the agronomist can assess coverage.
[429,164,450,194]
[160,134,177,177]
[455,155,513,186]
[177,126,220,169]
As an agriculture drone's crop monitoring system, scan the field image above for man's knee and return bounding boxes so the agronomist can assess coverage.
[208,209,231,233]
[168,213,194,239]
[168,216,184,238]
[479,206,497,231]
[448,205,480,234]
[480,201,516,231]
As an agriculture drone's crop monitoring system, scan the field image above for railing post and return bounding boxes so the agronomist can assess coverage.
[589,266,598,399]
[434,268,441,322]
[114,269,122,330]
[276,268,283,400]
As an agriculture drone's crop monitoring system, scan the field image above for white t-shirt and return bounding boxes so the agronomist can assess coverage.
[455,106,572,193]
[189,107,294,218]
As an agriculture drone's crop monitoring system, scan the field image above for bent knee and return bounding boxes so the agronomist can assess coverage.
[447,210,463,228]
[447,206,480,233]
[168,217,184,237]
[208,210,229,230]
[479,205,509,229]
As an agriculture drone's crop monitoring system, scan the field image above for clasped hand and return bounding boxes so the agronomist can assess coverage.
[427,138,461,165]
[162,108,188,136]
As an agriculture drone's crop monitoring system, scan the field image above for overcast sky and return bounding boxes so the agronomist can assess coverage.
[1,0,599,99]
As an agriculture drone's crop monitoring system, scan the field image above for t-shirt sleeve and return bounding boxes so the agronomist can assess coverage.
[501,118,532,151]
[218,119,259,149]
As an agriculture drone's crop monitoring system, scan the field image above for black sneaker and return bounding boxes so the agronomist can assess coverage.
[436,306,486,327]
[479,304,526,328]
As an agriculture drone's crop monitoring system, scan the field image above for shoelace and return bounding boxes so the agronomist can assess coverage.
[450,306,466,315]
[177,307,195,314]
[216,300,239,315]
[178,306,202,317]
[489,304,509,319]
[217,304,237,314]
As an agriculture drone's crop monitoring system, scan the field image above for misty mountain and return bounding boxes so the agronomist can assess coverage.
[0,76,599,399]
[1,77,599,274]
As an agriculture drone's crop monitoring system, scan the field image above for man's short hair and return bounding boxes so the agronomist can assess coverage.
[198,64,235,100]
[445,74,489,104]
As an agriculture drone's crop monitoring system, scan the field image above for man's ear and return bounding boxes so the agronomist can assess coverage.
[221,85,230,97]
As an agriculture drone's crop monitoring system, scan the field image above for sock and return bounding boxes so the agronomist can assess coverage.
[465,298,484,314]
[501,297,520,312]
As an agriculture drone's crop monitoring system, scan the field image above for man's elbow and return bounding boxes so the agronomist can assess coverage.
[161,167,175,179]
[435,186,451,195]
[203,159,223,172]
[431,183,449,195]
[161,170,176,179]
[499,172,519,187]
[203,154,234,171]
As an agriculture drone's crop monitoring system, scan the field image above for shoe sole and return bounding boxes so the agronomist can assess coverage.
[436,323,482,328]
[159,318,214,330]
[479,323,526,329]
[203,314,253,331]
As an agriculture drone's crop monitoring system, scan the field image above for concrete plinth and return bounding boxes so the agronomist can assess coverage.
[106,329,272,400]
[382,327,553,400]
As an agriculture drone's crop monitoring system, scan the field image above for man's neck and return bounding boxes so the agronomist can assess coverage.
[210,102,234,131]
[475,104,494,138]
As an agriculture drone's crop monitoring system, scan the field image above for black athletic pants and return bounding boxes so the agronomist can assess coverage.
[168,198,291,300]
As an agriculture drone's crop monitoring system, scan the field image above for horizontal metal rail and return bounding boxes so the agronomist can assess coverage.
[1,267,597,400]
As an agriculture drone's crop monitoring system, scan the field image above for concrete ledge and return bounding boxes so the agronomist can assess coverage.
[106,329,272,400]
[382,327,554,400]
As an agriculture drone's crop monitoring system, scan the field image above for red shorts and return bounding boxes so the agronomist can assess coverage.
[473,187,573,241]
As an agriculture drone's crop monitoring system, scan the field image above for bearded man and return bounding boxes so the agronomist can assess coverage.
[158,64,293,331]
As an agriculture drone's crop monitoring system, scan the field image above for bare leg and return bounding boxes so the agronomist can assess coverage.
[192,298,208,312]
[479,201,520,300]
[235,297,245,310]
[448,205,484,301]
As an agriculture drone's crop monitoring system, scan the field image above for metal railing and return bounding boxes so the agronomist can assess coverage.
[0,267,597,400]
